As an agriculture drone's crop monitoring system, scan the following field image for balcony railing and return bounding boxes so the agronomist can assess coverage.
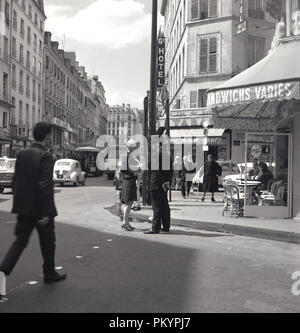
[0,91,13,106]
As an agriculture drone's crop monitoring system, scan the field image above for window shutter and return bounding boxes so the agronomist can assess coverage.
[209,0,217,17]
[199,38,208,73]
[190,91,198,108]
[209,37,217,72]
[191,0,199,20]
[198,89,207,107]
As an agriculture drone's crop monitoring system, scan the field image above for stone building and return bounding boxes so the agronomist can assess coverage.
[160,0,275,161]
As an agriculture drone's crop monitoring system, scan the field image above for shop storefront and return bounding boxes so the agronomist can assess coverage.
[208,27,300,219]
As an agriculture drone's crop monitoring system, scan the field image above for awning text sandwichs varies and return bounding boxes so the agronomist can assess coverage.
[207,81,300,107]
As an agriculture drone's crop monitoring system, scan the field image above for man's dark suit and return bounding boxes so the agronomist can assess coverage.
[0,143,58,276]
[149,151,172,232]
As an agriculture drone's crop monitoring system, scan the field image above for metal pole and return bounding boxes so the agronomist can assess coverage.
[164,96,172,202]
[149,0,158,136]
[142,96,149,206]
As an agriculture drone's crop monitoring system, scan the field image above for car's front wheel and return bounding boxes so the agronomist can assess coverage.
[0,187,4,194]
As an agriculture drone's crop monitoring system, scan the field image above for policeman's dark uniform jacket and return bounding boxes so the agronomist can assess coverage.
[0,143,58,276]
[149,150,173,232]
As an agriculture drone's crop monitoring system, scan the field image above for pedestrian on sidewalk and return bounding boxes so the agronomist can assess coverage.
[119,139,141,231]
[172,156,182,191]
[0,123,67,298]
[181,155,196,199]
[201,154,222,202]
[144,129,172,234]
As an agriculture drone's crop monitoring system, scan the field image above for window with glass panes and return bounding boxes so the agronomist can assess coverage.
[191,0,217,20]
[199,36,217,73]
[248,36,265,67]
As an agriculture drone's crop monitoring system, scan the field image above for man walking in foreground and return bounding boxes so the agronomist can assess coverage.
[0,122,67,298]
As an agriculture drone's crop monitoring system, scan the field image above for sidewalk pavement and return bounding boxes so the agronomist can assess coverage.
[132,191,300,244]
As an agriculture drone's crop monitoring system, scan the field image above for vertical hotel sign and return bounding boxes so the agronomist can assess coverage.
[157,36,165,89]
[237,0,247,34]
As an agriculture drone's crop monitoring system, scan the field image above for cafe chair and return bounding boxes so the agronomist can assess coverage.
[222,181,244,217]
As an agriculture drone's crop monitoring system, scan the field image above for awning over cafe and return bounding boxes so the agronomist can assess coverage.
[207,39,300,131]
[207,40,300,108]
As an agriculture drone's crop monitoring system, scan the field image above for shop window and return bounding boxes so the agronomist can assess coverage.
[191,0,218,20]
[199,36,218,73]
[248,36,265,67]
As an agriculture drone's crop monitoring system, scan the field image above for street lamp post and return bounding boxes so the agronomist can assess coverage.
[149,0,158,137]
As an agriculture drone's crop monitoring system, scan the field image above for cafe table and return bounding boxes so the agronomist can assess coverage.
[235,180,261,205]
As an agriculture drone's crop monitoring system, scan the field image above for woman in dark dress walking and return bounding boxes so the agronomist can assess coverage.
[201,154,222,202]
[119,139,140,231]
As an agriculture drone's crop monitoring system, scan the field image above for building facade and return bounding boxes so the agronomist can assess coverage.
[10,0,45,155]
[160,0,275,161]
[0,0,45,156]
[43,32,108,157]
[0,0,13,157]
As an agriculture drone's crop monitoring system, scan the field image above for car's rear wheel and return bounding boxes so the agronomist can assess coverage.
[73,178,79,187]
[0,187,4,194]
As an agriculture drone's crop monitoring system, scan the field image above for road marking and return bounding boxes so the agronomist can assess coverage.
[56,266,63,270]
[93,246,100,249]
[76,256,83,259]
[107,239,113,242]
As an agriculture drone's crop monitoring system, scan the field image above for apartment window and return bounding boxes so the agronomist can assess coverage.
[12,37,17,58]
[12,10,17,31]
[20,19,25,37]
[248,36,265,67]
[27,27,31,45]
[191,0,217,20]
[3,112,7,128]
[19,70,24,94]
[199,36,218,73]
[248,0,265,19]
[12,65,16,89]
[19,44,24,63]
[28,5,32,20]
[19,101,23,125]
[26,104,29,125]
[26,51,30,69]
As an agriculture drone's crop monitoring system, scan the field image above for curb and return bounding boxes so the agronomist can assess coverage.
[132,211,300,244]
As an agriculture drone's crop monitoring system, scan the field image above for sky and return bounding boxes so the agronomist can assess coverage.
[44,0,163,109]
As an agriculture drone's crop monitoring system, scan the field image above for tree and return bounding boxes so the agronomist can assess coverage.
[265,0,285,20]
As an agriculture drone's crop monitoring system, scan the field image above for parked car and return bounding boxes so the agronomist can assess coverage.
[0,157,16,193]
[86,161,101,177]
[53,159,86,186]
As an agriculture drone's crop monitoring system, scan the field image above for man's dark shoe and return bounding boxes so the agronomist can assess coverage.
[44,272,67,284]
[144,229,160,234]
[133,206,141,211]
[161,228,170,232]
[211,197,216,202]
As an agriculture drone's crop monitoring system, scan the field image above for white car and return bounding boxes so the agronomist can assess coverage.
[53,159,86,186]
[0,157,16,193]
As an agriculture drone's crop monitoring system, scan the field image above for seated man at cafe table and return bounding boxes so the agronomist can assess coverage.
[254,162,274,191]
